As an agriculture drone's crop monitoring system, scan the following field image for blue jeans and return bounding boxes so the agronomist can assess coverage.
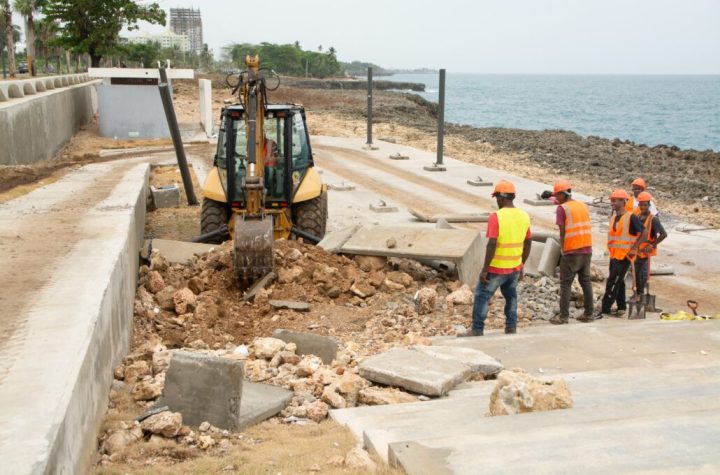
[471,271,519,332]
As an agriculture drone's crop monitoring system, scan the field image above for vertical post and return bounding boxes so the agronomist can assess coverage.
[2,53,6,79]
[424,69,447,171]
[436,68,446,165]
[158,67,199,205]
[366,67,373,146]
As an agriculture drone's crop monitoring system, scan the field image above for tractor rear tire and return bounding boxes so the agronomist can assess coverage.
[200,198,229,243]
[293,191,327,242]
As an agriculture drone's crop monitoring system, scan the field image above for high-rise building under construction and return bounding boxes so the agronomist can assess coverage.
[169,8,203,53]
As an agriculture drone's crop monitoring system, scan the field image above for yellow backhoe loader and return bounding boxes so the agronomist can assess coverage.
[199,56,327,286]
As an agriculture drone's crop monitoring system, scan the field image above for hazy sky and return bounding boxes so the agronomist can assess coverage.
[15,0,720,73]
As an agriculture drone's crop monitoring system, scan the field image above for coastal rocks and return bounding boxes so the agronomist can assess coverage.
[488,369,573,416]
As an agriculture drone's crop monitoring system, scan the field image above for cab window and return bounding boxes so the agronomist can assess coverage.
[291,113,311,171]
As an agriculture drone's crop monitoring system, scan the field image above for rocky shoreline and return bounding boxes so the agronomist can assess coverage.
[270,82,719,226]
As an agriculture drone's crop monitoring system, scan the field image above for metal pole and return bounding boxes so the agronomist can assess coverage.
[158,67,198,205]
[436,68,446,165]
[366,67,373,145]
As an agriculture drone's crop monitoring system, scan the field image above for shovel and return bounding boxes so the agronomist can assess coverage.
[643,255,659,313]
[627,256,646,319]
[687,299,699,316]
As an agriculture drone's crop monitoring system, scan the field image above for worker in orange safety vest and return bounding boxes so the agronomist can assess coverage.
[549,180,594,325]
[597,189,644,318]
[459,180,532,337]
[627,178,658,216]
[632,191,668,297]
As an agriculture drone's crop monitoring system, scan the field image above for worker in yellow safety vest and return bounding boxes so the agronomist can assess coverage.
[549,180,594,325]
[459,180,532,337]
[597,189,644,318]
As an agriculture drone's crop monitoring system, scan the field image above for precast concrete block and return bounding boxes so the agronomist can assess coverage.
[150,184,180,208]
[538,237,561,276]
[238,382,293,430]
[159,351,243,430]
[272,329,339,364]
[524,241,546,277]
[411,345,503,377]
[359,348,472,396]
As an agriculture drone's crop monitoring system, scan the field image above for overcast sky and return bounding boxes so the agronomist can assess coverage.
[15,0,720,73]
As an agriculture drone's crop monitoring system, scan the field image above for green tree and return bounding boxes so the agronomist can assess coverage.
[13,0,42,75]
[224,42,340,78]
[123,41,160,67]
[1,0,17,76]
[41,0,165,67]
[33,16,58,72]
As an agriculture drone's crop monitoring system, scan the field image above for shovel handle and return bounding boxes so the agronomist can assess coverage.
[686,300,699,316]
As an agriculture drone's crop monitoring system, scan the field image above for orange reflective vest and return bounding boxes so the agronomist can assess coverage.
[560,200,592,252]
[625,198,635,213]
[607,212,637,260]
[637,214,657,258]
[489,207,531,270]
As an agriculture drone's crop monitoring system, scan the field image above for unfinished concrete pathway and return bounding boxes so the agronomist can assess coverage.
[313,135,720,314]
[332,319,720,474]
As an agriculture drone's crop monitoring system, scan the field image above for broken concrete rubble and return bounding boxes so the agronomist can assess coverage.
[488,368,573,416]
[272,329,338,364]
[412,345,503,377]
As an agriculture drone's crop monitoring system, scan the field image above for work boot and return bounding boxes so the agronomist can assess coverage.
[576,314,594,323]
[594,310,608,320]
[458,329,483,337]
[549,315,569,325]
[612,308,627,318]
[504,326,517,334]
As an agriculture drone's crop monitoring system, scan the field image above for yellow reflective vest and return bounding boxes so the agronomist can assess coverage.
[489,207,531,269]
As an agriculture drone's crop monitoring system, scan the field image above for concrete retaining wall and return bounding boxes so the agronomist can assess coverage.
[0,161,148,474]
[0,74,96,165]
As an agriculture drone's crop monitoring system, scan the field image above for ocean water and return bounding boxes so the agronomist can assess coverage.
[385,74,720,152]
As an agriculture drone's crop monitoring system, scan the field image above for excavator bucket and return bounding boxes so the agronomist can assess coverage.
[233,214,274,288]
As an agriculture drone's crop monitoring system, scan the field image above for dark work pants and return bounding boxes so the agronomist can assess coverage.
[601,258,631,313]
[634,257,649,295]
[559,253,594,318]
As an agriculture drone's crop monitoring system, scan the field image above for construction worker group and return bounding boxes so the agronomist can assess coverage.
[461,177,667,337]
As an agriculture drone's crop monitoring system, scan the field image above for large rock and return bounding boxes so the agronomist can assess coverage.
[415,287,437,314]
[278,266,304,283]
[445,285,474,305]
[488,369,573,416]
[173,288,197,314]
[140,411,183,438]
[344,447,377,472]
[305,400,329,422]
[124,360,151,384]
[355,255,387,272]
[102,427,142,455]
[146,271,165,294]
[359,347,472,397]
[132,375,164,401]
[253,337,287,360]
[412,345,503,377]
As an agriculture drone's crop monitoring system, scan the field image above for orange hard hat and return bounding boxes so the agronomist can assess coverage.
[492,180,516,197]
[636,191,653,202]
[610,189,631,200]
[631,178,646,189]
[553,179,572,195]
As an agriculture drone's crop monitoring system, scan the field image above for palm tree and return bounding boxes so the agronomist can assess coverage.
[1,0,16,77]
[13,0,40,75]
[34,16,57,72]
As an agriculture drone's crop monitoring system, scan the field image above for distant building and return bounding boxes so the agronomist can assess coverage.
[170,8,203,53]
[123,31,190,51]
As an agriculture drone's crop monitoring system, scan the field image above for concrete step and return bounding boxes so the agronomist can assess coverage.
[334,364,720,463]
[389,407,720,475]
[432,318,720,376]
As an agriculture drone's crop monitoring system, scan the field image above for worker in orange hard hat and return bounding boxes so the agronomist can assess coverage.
[597,189,644,319]
[459,180,532,337]
[632,192,668,297]
[627,177,658,216]
[549,180,594,325]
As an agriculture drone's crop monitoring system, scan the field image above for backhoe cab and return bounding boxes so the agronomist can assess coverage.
[200,56,327,287]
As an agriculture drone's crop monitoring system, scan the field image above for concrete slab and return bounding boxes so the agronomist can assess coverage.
[523,197,555,206]
[537,236,561,276]
[409,209,489,223]
[411,345,503,376]
[336,225,485,285]
[317,225,361,253]
[150,238,216,265]
[159,351,244,430]
[523,240,545,277]
[358,348,472,396]
[369,203,398,213]
[272,329,339,364]
[150,184,180,208]
[466,178,493,187]
[269,300,311,311]
[328,183,356,191]
[243,272,277,302]
[0,160,149,474]
[238,381,293,430]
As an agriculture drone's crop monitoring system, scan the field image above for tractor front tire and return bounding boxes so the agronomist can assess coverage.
[293,191,327,242]
[200,198,229,243]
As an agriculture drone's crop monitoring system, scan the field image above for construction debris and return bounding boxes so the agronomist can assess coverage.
[488,368,573,416]
[409,208,489,223]
[467,176,493,187]
[388,152,409,160]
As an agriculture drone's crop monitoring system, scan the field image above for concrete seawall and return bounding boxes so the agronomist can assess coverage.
[0,159,149,473]
[0,75,97,165]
